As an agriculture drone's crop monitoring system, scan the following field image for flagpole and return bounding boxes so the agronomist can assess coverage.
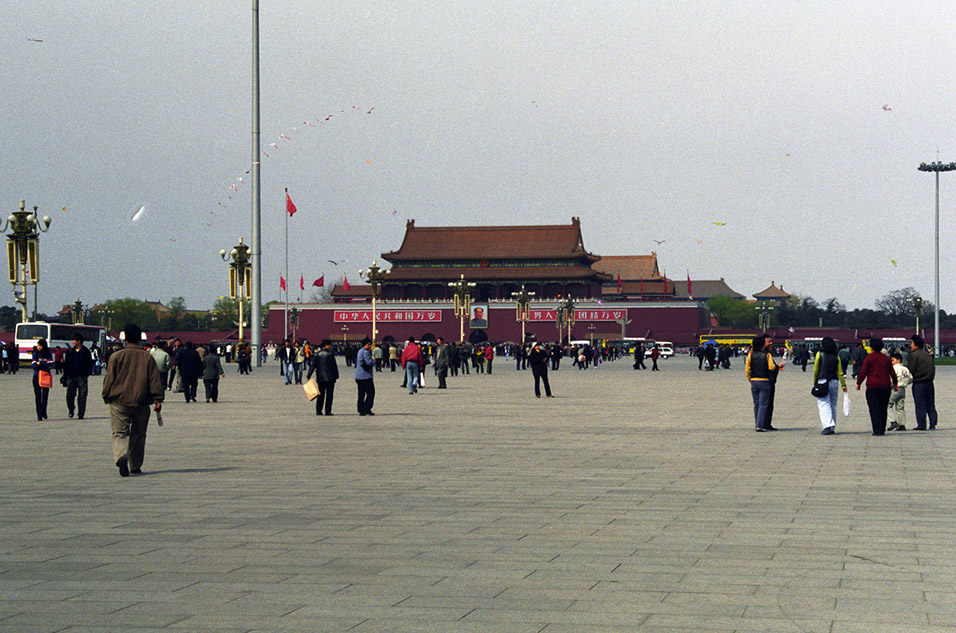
[250,0,263,366]
[284,188,289,341]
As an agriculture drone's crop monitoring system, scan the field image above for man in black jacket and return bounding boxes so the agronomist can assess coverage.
[175,342,203,403]
[307,339,339,415]
[64,333,94,419]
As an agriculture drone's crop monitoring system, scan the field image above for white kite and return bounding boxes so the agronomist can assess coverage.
[130,204,146,222]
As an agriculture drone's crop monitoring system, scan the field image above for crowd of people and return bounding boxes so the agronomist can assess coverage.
[9,325,945,478]
[745,334,939,436]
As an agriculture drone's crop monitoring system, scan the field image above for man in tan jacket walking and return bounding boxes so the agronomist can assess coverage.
[102,324,164,477]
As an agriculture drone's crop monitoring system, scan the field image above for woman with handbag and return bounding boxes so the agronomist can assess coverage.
[811,337,846,435]
[31,338,54,421]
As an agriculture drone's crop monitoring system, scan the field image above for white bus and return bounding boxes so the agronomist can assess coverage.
[14,322,107,362]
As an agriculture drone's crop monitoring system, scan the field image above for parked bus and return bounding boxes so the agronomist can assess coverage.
[14,322,107,362]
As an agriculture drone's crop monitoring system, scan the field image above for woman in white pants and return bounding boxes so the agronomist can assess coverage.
[812,337,847,435]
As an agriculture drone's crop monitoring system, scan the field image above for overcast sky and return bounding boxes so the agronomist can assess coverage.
[3,1,956,315]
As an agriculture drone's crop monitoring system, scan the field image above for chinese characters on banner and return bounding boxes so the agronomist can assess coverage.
[525,309,627,322]
[331,309,627,323]
[334,310,442,323]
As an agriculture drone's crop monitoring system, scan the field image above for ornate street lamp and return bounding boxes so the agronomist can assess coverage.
[98,306,113,332]
[3,200,51,323]
[917,161,956,356]
[558,297,576,344]
[72,299,85,325]
[511,284,535,344]
[358,260,390,344]
[220,237,252,343]
[588,322,596,347]
[289,306,299,342]
[755,301,775,331]
[449,274,476,343]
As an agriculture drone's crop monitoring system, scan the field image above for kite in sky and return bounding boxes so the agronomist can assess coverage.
[328,259,347,266]
[882,104,892,111]
[653,239,665,245]
[26,38,43,42]
[890,259,898,267]
[712,221,727,226]
[130,205,146,222]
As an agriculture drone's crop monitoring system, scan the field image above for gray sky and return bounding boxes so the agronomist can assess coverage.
[3,0,956,315]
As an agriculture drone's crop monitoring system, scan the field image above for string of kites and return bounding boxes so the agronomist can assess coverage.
[211,104,377,224]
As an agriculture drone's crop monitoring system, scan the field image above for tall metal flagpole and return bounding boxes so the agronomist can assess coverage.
[918,160,956,357]
[250,0,263,366]
[284,188,289,341]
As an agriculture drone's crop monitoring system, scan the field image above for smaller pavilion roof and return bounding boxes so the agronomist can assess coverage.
[753,281,791,300]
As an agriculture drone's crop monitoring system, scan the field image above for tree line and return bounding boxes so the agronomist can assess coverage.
[708,287,953,330]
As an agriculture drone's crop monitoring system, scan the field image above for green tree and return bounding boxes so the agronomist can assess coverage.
[103,298,159,331]
[708,296,757,328]
[209,297,251,331]
[0,305,19,332]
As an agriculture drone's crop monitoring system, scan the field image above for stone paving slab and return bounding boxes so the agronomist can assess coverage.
[2,354,956,632]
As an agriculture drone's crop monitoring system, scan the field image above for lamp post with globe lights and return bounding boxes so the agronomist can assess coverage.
[511,285,535,345]
[448,274,476,343]
[358,260,390,344]
[220,237,252,344]
[3,200,51,323]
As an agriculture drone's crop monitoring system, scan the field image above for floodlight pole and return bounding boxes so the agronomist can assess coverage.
[918,161,956,356]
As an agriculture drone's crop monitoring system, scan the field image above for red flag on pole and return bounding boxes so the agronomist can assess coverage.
[616,274,623,293]
[299,274,304,291]
[342,274,351,291]
[686,271,693,298]
[285,191,297,217]
[312,275,324,288]
[279,275,286,291]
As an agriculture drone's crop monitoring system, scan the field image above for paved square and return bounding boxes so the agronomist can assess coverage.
[2,354,955,632]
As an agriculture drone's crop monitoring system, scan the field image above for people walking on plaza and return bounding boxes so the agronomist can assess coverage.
[31,338,54,421]
[811,337,846,435]
[401,336,423,394]
[176,341,202,403]
[167,338,182,391]
[102,324,164,477]
[746,335,783,432]
[292,341,305,384]
[650,345,661,371]
[483,344,494,374]
[633,343,646,370]
[63,333,93,420]
[855,337,897,436]
[307,339,339,415]
[887,353,912,431]
[201,345,225,403]
[696,345,706,370]
[276,339,293,384]
[435,337,450,389]
[849,343,866,379]
[355,338,376,415]
[53,345,64,375]
[528,341,553,398]
[458,343,471,374]
[149,342,171,394]
[907,334,938,430]
[388,344,398,371]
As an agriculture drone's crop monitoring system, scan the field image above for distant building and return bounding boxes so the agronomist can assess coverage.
[378,218,611,302]
[675,277,745,302]
[753,281,791,305]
